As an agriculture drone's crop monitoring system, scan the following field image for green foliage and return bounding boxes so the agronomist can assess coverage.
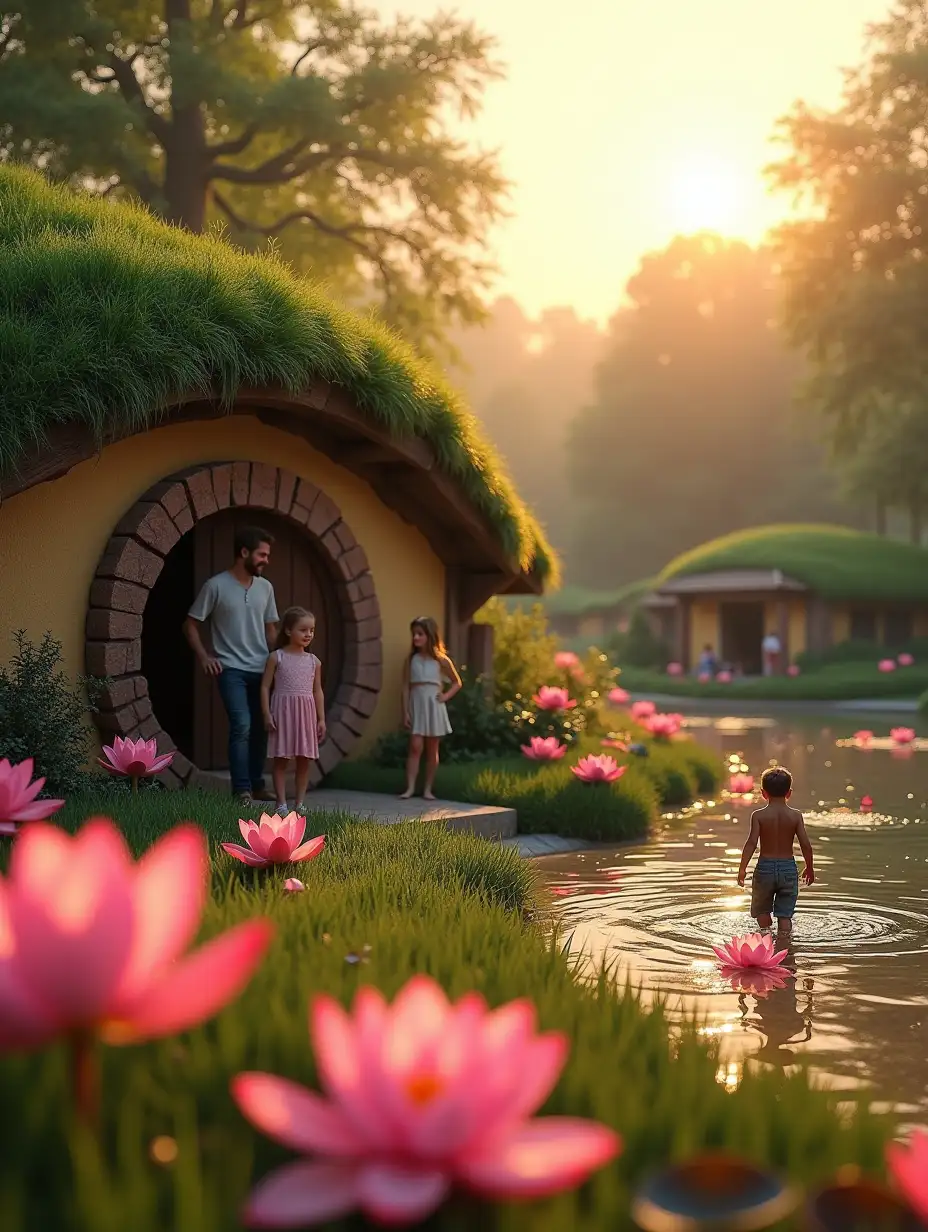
[477,597,560,705]
[0,1,510,356]
[0,630,105,795]
[371,675,524,766]
[617,661,928,700]
[0,792,891,1229]
[797,638,928,669]
[0,166,553,582]
[565,235,857,588]
[609,607,668,669]
[660,524,928,602]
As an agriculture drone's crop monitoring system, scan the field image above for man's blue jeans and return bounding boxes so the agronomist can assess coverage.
[216,669,267,795]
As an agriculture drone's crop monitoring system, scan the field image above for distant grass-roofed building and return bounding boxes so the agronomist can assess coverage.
[0,167,554,787]
[545,579,656,642]
[643,525,928,674]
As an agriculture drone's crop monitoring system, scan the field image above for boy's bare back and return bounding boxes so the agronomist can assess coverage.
[751,798,806,860]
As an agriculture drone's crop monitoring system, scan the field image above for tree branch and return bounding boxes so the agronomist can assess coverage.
[106,50,169,143]
[209,122,263,158]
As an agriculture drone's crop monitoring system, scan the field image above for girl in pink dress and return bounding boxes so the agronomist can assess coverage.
[260,606,326,816]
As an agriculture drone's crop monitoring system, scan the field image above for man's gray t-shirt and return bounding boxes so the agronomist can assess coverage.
[188,572,279,673]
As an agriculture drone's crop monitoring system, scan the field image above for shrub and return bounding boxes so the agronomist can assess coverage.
[798,637,928,669]
[609,607,668,669]
[617,662,928,700]
[476,596,559,705]
[0,629,106,795]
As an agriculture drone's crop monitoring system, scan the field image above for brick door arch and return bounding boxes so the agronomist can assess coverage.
[86,462,382,788]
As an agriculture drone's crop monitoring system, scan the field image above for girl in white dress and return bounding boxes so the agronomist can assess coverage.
[400,616,462,800]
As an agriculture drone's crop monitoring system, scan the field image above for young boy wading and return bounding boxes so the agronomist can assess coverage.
[737,766,815,936]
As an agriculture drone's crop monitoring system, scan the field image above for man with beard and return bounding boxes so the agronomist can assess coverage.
[185,526,280,803]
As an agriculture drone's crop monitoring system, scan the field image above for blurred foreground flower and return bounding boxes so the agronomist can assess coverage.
[643,713,682,739]
[890,727,916,746]
[897,652,915,667]
[232,975,620,1227]
[554,651,579,670]
[532,685,576,711]
[521,736,566,761]
[601,737,628,752]
[222,814,326,868]
[0,818,273,1117]
[284,878,305,893]
[0,758,64,835]
[630,700,655,721]
[878,659,897,673]
[98,736,174,792]
[571,754,625,784]
[608,686,630,705]
[886,1129,928,1223]
[728,773,754,795]
[712,933,788,971]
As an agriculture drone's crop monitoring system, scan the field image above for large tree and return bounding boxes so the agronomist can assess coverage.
[768,0,928,448]
[565,234,858,587]
[0,1,507,354]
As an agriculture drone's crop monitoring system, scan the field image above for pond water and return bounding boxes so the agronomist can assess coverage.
[542,710,928,1130]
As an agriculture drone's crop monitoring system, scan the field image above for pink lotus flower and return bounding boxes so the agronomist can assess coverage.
[521,736,567,761]
[697,672,711,683]
[886,1129,928,1223]
[644,713,682,738]
[231,976,620,1227]
[608,687,630,706]
[723,967,790,996]
[571,754,625,784]
[0,818,273,1050]
[716,670,733,683]
[98,735,174,791]
[860,795,874,812]
[787,664,801,677]
[222,814,326,868]
[898,653,915,667]
[554,651,579,670]
[0,758,64,836]
[630,700,656,721]
[878,659,896,673]
[284,878,305,893]
[853,730,874,748]
[890,727,916,746]
[711,933,788,971]
[728,773,754,795]
[666,661,683,677]
[601,738,628,752]
[532,686,577,712]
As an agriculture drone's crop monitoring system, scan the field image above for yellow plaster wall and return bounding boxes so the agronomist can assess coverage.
[832,607,851,644]
[0,416,446,756]
[689,600,718,664]
[789,600,807,658]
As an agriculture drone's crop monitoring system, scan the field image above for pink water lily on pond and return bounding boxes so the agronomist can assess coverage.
[521,736,567,761]
[898,652,915,667]
[728,773,754,795]
[860,795,874,812]
[630,700,656,721]
[723,967,790,996]
[712,933,788,971]
[666,661,683,676]
[231,975,620,1228]
[891,727,916,746]
[0,758,64,836]
[222,814,326,868]
[878,659,897,673]
[644,713,682,738]
[98,736,174,782]
[853,730,874,748]
[554,651,580,670]
[532,686,576,711]
[0,818,273,1050]
[608,687,630,706]
[886,1129,928,1223]
[571,754,625,784]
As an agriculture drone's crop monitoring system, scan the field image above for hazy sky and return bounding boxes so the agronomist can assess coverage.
[379,0,890,322]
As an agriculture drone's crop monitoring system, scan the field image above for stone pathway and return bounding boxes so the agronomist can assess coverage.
[284,787,515,841]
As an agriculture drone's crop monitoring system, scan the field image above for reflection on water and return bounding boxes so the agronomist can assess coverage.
[543,711,928,1128]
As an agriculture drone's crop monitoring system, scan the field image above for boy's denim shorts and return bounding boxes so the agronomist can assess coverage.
[751,857,799,920]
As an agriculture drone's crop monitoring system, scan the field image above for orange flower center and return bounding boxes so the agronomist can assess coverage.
[405,1072,443,1106]
[99,1018,138,1045]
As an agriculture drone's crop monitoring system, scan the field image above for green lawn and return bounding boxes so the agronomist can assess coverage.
[0,791,894,1230]
[617,660,928,700]
[0,165,552,580]
[660,524,928,602]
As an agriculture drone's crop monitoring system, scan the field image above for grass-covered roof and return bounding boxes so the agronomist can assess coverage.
[0,165,554,582]
[544,578,655,617]
[659,524,928,602]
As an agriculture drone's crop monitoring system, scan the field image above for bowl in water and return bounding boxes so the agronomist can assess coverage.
[631,1153,797,1230]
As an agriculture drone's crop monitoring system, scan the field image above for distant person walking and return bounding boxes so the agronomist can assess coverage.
[184,526,279,804]
[762,630,781,677]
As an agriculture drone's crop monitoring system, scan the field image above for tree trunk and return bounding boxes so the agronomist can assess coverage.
[164,0,208,232]
[875,499,887,536]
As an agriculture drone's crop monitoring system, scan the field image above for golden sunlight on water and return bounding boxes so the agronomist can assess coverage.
[546,710,928,1133]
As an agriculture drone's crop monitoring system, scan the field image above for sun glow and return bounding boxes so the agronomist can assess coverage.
[666,153,748,234]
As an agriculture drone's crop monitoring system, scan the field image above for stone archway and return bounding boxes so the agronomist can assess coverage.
[86,461,382,789]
